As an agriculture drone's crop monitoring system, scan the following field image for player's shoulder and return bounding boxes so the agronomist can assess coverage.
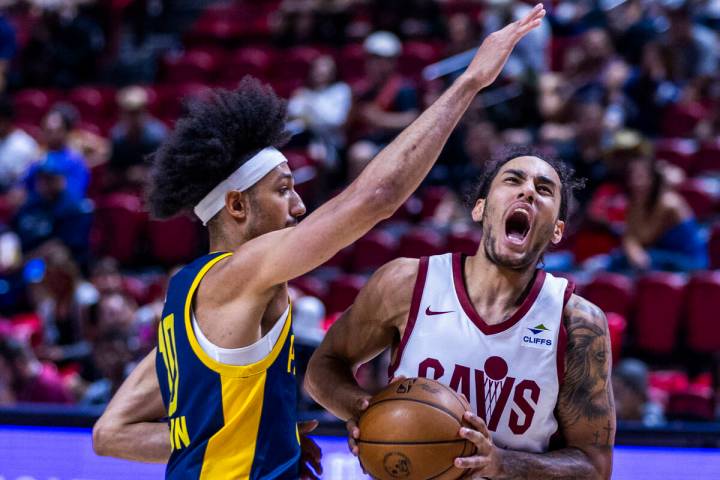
[369,257,421,297]
[562,293,608,334]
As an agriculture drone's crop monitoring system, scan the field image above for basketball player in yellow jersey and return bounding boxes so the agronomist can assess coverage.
[91,5,547,479]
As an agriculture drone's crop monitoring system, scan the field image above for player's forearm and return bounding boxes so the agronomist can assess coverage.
[349,74,480,217]
[495,447,609,480]
[305,352,370,421]
[93,419,170,463]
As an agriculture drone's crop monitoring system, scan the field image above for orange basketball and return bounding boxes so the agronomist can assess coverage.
[357,377,475,480]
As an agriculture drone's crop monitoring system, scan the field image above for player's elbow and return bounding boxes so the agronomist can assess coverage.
[367,183,402,219]
[92,417,116,457]
[303,352,323,402]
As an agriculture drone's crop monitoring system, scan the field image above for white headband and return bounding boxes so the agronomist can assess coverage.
[193,147,287,225]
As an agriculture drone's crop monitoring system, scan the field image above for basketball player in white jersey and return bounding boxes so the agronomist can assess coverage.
[306,150,615,478]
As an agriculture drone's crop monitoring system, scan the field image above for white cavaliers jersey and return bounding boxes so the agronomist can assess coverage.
[389,253,573,453]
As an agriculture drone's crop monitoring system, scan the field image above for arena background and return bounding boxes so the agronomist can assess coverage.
[0,0,719,478]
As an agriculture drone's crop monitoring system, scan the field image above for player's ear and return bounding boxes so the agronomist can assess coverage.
[551,219,565,245]
[471,198,485,223]
[225,190,248,222]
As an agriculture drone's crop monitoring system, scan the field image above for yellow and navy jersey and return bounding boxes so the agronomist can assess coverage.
[155,252,300,479]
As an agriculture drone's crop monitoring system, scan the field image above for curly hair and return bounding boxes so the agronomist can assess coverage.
[468,145,585,222]
[149,77,290,219]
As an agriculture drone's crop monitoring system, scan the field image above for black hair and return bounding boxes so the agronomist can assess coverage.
[149,76,290,219]
[468,145,585,222]
[0,95,14,120]
[46,102,79,130]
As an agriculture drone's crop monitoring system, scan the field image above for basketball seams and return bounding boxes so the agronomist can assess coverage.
[357,439,468,446]
[365,397,464,426]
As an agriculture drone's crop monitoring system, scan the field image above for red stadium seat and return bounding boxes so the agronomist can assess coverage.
[446,228,482,255]
[185,18,245,47]
[272,46,324,81]
[582,272,634,319]
[709,224,720,270]
[337,43,366,82]
[219,48,273,83]
[148,215,201,267]
[399,41,442,78]
[666,386,715,421]
[692,140,720,175]
[324,274,366,314]
[633,272,686,355]
[570,227,620,263]
[154,83,211,123]
[606,312,626,366]
[291,276,328,300]
[685,271,720,353]
[350,230,398,273]
[13,89,54,123]
[91,193,148,265]
[397,227,445,258]
[323,245,354,271]
[661,102,708,138]
[654,138,698,174]
[67,86,115,127]
[676,179,717,220]
[163,50,220,84]
[420,186,451,219]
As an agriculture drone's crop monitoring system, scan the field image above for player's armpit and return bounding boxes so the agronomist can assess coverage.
[93,348,171,463]
[305,258,419,421]
[556,294,615,478]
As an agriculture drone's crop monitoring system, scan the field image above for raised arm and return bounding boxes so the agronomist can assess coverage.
[456,294,615,479]
[237,5,546,289]
[92,349,170,463]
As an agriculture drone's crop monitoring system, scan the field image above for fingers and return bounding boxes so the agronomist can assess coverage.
[515,4,546,35]
[346,418,360,456]
[298,419,319,435]
[454,454,491,470]
[301,436,323,467]
[459,427,492,456]
[463,411,490,438]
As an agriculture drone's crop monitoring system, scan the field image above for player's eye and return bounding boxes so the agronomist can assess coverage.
[538,185,553,195]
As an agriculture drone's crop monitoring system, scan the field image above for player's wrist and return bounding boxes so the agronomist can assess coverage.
[455,72,486,94]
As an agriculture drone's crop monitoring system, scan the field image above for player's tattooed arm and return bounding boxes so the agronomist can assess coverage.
[458,294,614,479]
[93,348,171,463]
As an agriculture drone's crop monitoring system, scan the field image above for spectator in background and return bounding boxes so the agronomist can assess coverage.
[658,1,718,82]
[613,358,665,426]
[605,0,658,66]
[347,31,419,179]
[0,336,73,404]
[595,156,708,272]
[0,96,40,192]
[27,242,98,360]
[445,13,480,56]
[483,0,550,74]
[0,11,16,93]
[13,155,93,257]
[25,103,89,202]
[20,0,105,88]
[81,327,134,406]
[108,86,166,192]
[288,55,351,167]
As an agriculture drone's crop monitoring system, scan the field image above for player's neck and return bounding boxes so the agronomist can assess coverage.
[208,226,247,253]
[464,252,538,325]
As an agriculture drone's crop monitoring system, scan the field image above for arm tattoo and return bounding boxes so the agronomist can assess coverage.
[560,300,613,428]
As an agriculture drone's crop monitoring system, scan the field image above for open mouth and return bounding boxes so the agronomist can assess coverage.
[505,208,531,244]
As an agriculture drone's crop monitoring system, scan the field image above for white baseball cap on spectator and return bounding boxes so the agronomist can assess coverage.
[363,31,402,58]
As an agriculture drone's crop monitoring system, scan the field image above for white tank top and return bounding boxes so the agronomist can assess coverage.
[390,253,573,453]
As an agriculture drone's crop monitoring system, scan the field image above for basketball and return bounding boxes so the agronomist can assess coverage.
[357,377,476,480]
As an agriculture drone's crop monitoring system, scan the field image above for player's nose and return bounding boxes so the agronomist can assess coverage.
[291,191,306,217]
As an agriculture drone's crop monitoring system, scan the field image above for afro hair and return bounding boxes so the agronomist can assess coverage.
[149,76,290,219]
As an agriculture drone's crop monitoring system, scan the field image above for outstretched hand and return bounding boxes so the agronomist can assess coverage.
[464,3,546,90]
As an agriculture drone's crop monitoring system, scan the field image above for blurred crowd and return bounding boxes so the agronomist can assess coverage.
[0,0,719,425]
